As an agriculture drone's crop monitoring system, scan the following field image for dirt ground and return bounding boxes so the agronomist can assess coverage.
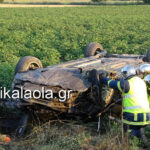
[0,4,90,7]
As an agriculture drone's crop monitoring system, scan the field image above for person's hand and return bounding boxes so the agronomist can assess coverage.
[99,71,108,79]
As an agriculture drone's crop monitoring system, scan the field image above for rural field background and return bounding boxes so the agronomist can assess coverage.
[2,0,143,3]
[0,5,150,150]
[0,6,150,88]
[3,0,91,3]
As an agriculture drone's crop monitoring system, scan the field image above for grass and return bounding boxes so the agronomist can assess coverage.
[0,119,141,150]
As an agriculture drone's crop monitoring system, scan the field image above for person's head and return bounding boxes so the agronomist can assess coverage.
[121,65,136,79]
[138,64,150,77]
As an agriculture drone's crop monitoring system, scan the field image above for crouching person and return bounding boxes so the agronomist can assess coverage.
[100,65,150,138]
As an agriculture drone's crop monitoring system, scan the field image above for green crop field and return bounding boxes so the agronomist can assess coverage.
[0,6,150,88]
[4,0,90,3]
[0,5,150,150]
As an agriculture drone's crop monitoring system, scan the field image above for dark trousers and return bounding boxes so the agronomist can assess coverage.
[123,112,149,138]
[123,124,146,138]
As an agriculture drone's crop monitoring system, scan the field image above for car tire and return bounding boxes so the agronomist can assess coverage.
[84,42,104,57]
[15,56,43,74]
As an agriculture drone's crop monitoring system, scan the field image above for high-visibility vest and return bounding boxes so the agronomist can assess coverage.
[118,76,150,125]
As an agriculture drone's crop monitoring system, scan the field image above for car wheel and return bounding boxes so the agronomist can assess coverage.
[15,56,43,74]
[84,42,104,57]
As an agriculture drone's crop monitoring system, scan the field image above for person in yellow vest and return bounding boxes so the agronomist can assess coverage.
[138,64,150,105]
[100,65,150,137]
[144,75,150,105]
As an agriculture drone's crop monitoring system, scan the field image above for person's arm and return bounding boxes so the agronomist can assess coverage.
[101,77,130,93]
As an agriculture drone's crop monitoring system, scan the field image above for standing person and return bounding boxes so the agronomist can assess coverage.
[100,65,150,138]
[138,64,150,105]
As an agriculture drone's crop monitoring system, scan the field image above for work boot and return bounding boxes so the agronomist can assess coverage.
[0,134,11,144]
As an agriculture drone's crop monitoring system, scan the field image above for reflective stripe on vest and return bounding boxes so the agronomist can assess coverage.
[123,119,150,125]
[124,95,135,98]
[107,79,112,87]
[117,81,122,92]
[123,112,150,125]
[124,106,143,110]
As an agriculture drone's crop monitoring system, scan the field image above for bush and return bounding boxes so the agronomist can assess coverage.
[0,0,4,3]
[143,0,150,3]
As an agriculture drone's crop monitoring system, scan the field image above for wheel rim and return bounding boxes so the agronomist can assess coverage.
[28,63,40,70]
[94,48,103,55]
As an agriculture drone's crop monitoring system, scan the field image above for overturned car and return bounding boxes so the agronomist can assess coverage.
[1,42,150,136]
